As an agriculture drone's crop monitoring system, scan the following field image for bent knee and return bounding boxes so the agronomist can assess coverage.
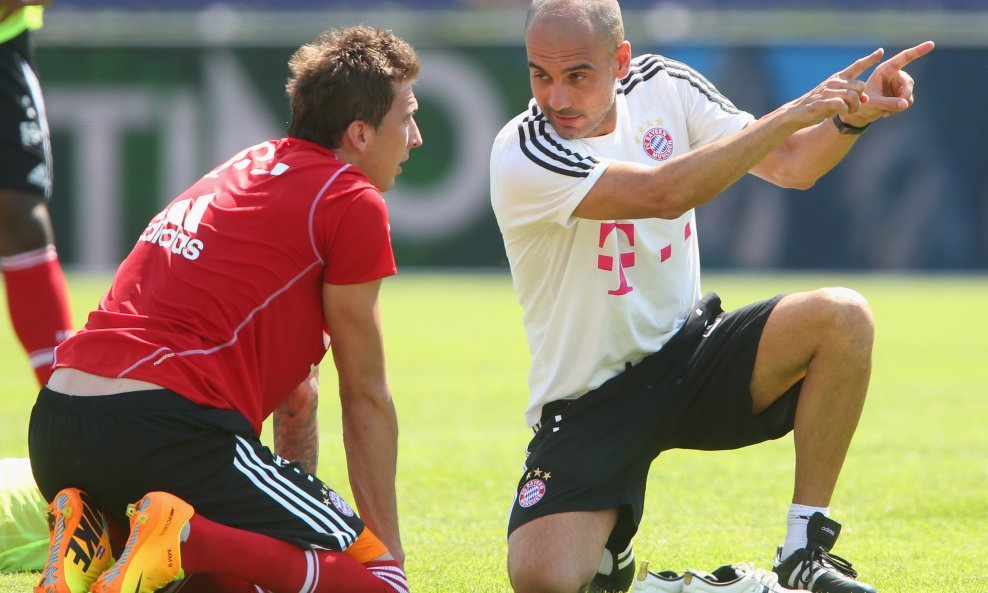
[509,570,591,593]
[509,561,594,593]
[811,287,875,344]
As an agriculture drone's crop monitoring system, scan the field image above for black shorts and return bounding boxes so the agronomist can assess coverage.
[28,388,365,551]
[0,32,52,198]
[507,292,801,552]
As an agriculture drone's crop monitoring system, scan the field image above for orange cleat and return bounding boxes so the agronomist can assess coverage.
[91,491,194,593]
[35,487,113,593]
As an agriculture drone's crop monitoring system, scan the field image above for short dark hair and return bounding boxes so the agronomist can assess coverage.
[286,26,420,149]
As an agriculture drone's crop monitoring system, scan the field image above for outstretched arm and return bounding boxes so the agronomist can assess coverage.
[273,368,320,474]
[751,41,935,189]
[572,42,935,221]
[323,279,403,566]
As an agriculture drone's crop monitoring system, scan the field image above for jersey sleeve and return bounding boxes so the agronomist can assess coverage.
[490,111,610,233]
[672,60,756,150]
[317,182,397,285]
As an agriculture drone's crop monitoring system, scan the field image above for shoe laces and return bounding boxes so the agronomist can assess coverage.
[733,563,784,591]
[796,547,859,584]
[39,496,71,589]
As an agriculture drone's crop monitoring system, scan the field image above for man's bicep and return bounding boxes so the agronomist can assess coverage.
[570,160,661,220]
[318,187,396,286]
[322,280,387,393]
[746,128,810,188]
[680,67,755,150]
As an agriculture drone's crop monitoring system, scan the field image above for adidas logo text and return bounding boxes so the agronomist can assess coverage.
[139,193,216,262]
[139,220,204,261]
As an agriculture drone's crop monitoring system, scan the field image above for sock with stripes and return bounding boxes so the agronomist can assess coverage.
[592,541,635,592]
[364,560,409,593]
[780,503,829,560]
[1,245,72,386]
[181,514,398,593]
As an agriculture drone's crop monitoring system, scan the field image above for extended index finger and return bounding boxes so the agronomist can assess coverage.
[840,48,885,80]
[881,40,936,72]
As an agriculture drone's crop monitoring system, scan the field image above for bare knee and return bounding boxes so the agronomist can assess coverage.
[507,526,603,593]
[810,287,875,349]
[508,541,598,593]
[509,561,594,593]
[507,510,616,593]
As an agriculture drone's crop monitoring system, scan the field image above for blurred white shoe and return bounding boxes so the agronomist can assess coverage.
[630,560,685,593]
[683,563,811,593]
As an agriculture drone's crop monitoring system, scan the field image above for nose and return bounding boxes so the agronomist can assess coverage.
[408,117,423,149]
[547,82,571,112]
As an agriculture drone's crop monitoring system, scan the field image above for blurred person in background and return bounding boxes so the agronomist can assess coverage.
[29,25,421,593]
[0,457,48,573]
[491,1,933,592]
[0,0,73,387]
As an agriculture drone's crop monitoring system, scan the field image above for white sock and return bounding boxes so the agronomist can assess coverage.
[596,541,634,575]
[780,503,829,560]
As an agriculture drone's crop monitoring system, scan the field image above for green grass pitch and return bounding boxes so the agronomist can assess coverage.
[1,272,986,592]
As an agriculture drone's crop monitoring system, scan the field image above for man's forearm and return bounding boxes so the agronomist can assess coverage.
[755,117,860,189]
[342,394,402,565]
[273,374,320,474]
[652,107,805,217]
[577,106,807,221]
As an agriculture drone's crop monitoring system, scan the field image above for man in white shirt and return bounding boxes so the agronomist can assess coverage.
[490,1,933,592]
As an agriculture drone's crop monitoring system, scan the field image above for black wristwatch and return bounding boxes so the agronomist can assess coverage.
[832,114,870,135]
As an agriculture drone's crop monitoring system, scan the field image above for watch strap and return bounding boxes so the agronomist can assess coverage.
[832,114,870,135]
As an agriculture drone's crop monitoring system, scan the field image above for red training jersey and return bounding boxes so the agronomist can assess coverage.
[54,138,397,434]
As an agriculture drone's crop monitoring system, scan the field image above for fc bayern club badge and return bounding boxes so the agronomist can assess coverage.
[329,491,355,517]
[642,127,674,161]
[517,478,546,508]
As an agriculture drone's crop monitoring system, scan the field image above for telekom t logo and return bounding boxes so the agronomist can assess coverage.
[597,222,635,296]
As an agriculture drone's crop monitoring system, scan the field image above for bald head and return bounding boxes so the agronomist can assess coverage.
[526,0,624,49]
[523,0,631,139]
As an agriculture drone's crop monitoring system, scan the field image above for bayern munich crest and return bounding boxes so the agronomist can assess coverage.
[329,491,355,517]
[642,127,674,161]
[517,478,546,508]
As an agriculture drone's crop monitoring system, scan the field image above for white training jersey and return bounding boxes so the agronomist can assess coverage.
[491,54,755,427]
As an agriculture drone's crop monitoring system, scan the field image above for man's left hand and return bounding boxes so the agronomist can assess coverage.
[840,40,935,128]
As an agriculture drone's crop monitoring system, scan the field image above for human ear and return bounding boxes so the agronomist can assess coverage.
[344,120,371,152]
[614,40,632,79]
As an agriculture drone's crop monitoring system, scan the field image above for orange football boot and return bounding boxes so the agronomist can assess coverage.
[35,487,113,593]
[91,491,194,593]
